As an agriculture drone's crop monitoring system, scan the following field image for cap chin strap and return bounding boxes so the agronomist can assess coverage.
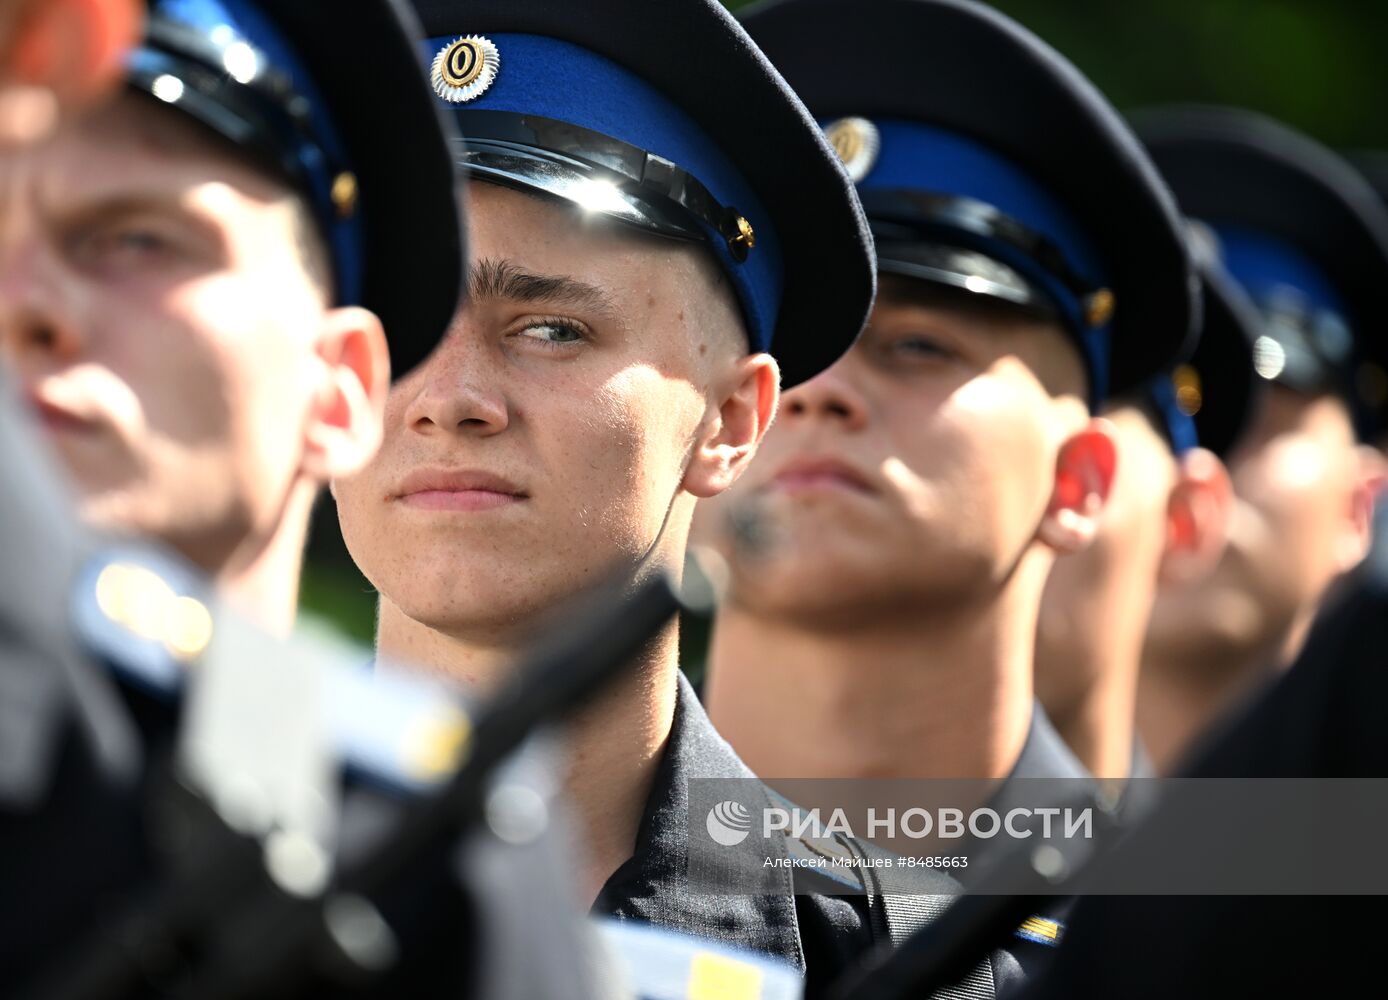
[628,435,701,593]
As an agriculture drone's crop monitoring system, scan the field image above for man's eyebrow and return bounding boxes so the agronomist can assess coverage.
[47,192,227,252]
[53,192,193,223]
[468,256,617,316]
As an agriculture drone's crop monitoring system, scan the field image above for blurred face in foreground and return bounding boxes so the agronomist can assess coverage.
[695,276,1116,627]
[334,181,777,644]
[0,94,388,574]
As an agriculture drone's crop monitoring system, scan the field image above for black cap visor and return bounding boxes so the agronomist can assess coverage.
[128,21,331,228]
[452,111,760,264]
[459,139,705,242]
[874,241,1055,317]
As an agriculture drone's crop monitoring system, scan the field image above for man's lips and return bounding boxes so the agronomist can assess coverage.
[765,456,876,496]
[392,468,529,512]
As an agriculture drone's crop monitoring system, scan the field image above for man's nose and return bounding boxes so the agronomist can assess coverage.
[398,316,511,438]
[0,240,85,368]
[780,358,870,431]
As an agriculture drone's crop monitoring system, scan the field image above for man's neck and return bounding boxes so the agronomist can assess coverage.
[1137,585,1329,774]
[1037,581,1151,782]
[212,482,316,636]
[1136,616,1304,774]
[1044,646,1138,782]
[703,562,1048,782]
[376,599,680,907]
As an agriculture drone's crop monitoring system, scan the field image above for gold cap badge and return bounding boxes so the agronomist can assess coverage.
[729,214,756,259]
[330,171,358,219]
[823,117,881,184]
[1083,287,1115,327]
[431,35,500,104]
[1173,363,1204,416]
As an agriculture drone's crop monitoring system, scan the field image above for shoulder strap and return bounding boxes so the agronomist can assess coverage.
[840,835,997,1000]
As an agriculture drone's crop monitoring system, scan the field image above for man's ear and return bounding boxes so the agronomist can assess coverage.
[682,352,780,499]
[1157,446,1233,584]
[301,306,391,483]
[1037,418,1117,554]
[1337,444,1387,573]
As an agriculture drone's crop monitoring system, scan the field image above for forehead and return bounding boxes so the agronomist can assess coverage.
[465,180,724,295]
[874,273,1053,329]
[870,274,1088,398]
[1254,384,1356,441]
[20,93,293,209]
[462,179,748,365]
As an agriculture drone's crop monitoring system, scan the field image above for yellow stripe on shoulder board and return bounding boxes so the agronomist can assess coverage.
[688,950,764,1000]
[1018,916,1061,940]
[401,704,472,781]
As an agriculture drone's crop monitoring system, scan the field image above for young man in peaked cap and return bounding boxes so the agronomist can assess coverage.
[331,0,912,987]
[0,0,465,981]
[0,0,465,635]
[698,0,1195,816]
[1132,106,1388,773]
[1035,247,1253,782]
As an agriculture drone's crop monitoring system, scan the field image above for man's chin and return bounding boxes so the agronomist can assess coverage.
[73,489,154,540]
[391,586,562,640]
[732,553,890,610]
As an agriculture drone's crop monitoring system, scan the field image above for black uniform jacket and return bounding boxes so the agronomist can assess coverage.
[594,674,1031,996]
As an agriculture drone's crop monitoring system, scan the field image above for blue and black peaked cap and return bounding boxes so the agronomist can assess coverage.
[410,0,876,388]
[741,0,1200,408]
[1137,105,1388,441]
[127,0,466,378]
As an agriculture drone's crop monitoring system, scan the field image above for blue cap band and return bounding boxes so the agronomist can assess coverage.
[421,33,783,353]
[852,117,1113,405]
[1146,373,1199,455]
[137,0,365,307]
[1213,225,1348,322]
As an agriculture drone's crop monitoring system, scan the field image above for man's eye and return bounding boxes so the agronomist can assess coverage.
[887,335,952,359]
[115,231,168,252]
[515,320,587,345]
[80,226,172,261]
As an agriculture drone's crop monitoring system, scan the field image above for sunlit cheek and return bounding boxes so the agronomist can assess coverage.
[920,378,1051,502]
[74,361,148,441]
[1264,434,1336,494]
[880,455,934,520]
[948,368,1046,439]
[1230,440,1337,553]
[589,366,699,527]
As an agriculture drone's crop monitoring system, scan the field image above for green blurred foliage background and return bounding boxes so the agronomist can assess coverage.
[725,0,1388,148]
[299,0,1386,645]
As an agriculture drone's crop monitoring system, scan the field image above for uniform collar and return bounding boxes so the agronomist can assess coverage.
[1128,736,1156,781]
[591,672,805,970]
[985,702,1097,822]
[1011,702,1094,782]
